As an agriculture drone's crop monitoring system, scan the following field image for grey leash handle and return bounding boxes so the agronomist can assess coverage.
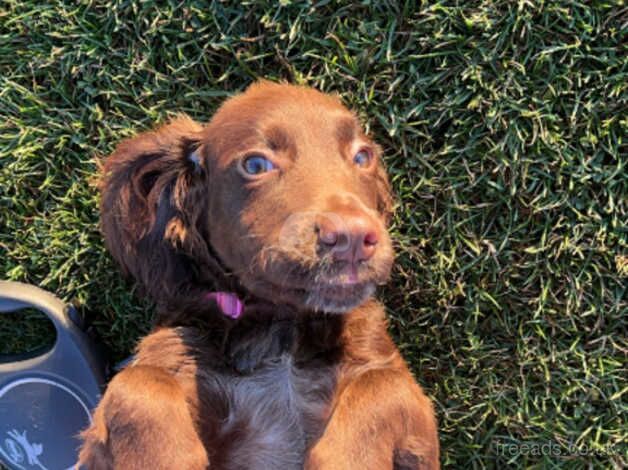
[0,281,106,470]
[0,281,105,397]
[0,281,73,361]
[0,281,104,384]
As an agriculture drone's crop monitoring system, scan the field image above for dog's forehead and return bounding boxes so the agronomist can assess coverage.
[255,110,360,149]
[222,84,356,127]
[206,83,365,160]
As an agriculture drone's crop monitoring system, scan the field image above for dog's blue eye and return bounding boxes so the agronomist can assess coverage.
[242,155,276,175]
[353,149,372,167]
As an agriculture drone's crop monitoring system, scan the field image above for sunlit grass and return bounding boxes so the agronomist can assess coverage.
[1,1,625,468]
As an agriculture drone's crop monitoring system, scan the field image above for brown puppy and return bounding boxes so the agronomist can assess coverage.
[79,82,439,469]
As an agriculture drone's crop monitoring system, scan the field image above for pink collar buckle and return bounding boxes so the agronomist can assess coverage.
[205,291,244,319]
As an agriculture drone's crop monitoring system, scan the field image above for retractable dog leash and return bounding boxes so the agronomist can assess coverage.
[0,281,107,470]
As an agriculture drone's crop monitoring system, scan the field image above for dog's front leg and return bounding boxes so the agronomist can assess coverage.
[79,365,209,470]
[305,366,439,470]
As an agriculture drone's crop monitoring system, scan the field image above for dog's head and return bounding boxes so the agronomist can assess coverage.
[100,82,393,316]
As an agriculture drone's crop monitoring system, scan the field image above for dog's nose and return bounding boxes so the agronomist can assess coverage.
[317,214,379,263]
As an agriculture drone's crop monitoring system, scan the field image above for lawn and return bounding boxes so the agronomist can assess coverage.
[0,1,626,468]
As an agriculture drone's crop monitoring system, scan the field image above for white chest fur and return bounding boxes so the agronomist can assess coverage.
[212,354,334,470]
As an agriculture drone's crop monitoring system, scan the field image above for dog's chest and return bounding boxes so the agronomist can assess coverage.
[206,354,335,470]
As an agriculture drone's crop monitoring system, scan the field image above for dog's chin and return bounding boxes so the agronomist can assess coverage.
[242,274,379,314]
[303,281,376,313]
[240,252,392,314]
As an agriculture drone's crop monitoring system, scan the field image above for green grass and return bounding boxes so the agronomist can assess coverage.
[1,1,626,468]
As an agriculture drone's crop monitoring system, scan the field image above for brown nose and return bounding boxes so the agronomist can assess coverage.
[317,213,379,263]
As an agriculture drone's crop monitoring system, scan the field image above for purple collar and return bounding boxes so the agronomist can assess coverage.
[205,291,244,319]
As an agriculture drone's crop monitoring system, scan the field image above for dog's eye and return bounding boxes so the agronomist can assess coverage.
[353,148,372,168]
[242,155,276,175]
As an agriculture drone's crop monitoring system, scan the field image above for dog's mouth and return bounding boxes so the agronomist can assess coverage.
[240,255,390,313]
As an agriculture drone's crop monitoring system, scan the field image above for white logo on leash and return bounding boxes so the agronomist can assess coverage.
[2,429,47,470]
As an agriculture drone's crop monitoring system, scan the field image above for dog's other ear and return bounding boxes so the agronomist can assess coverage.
[99,116,214,311]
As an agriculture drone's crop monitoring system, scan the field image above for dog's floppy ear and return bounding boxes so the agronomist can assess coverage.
[99,116,215,311]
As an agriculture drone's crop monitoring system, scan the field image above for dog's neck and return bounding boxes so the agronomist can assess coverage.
[192,287,349,374]
[219,309,346,374]
[154,243,351,374]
